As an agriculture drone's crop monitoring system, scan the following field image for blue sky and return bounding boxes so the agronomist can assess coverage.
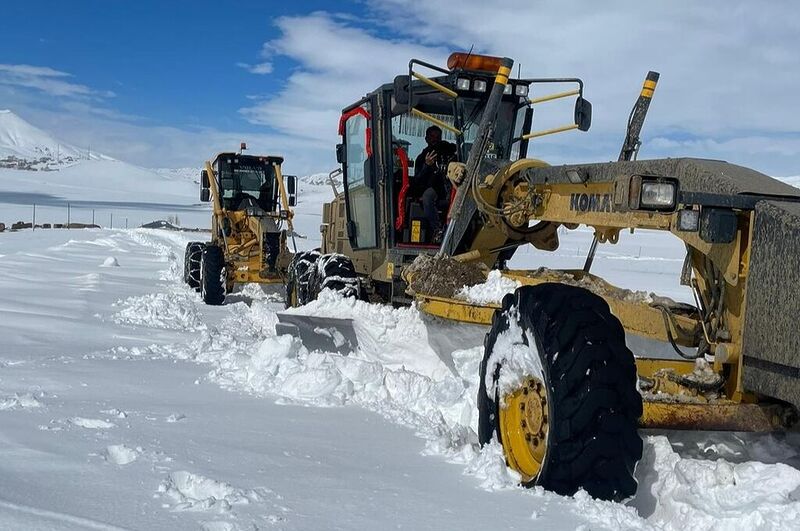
[1,1,798,176]
[0,1,349,133]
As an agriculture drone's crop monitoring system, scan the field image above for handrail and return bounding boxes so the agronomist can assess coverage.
[528,88,580,105]
[411,71,458,99]
[522,123,579,140]
[410,108,462,136]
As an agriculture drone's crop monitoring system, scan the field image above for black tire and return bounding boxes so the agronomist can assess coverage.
[285,250,320,308]
[183,242,204,290]
[478,283,643,501]
[200,244,226,305]
[310,253,360,299]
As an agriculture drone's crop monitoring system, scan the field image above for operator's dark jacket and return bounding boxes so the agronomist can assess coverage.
[412,141,457,199]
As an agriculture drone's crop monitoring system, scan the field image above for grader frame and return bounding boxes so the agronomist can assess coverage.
[317,52,800,432]
[192,150,298,303]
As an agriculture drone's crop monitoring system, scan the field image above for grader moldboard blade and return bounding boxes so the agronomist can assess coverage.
[275,313,359,355]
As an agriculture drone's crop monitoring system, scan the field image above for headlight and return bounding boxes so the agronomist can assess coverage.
[503,83,512,95]
[678,208,700,231]
[473,79,488,92]
[640,182,676,208]
[515,84,529,96]
[456,78,471,91]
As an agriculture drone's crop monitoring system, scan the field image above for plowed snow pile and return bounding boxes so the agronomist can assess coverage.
[118,232,800,531]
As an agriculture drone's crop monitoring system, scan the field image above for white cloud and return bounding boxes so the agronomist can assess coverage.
[0,64,114,98]
[4,3,799,176]
[365,0,799,136]
[239,12,450,147]
[237,61,274,75]
[235,1,800,174]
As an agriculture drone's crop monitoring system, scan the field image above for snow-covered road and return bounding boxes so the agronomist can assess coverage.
[1,227,800,530]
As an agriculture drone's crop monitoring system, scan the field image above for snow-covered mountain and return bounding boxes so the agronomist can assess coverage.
[0,110,210,228]
[0,109,111,171]
[153,167,202,183]
[782,175,800,189]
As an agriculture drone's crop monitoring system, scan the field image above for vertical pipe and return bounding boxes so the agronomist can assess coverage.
[439,57,515,256]
[585,71,660,274]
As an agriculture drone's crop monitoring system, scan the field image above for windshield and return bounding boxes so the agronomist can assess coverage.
[391,97,523,171]
[219,163,275,199]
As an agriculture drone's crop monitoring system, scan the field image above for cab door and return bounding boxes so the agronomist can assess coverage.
[339,98,379,249]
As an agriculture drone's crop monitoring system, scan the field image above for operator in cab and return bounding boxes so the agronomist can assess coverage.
[412,125,457,243]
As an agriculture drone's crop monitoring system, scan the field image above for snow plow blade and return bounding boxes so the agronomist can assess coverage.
[275,313,359,355]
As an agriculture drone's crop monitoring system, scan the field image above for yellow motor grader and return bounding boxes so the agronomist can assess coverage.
[281,52,800,501]
[183,146,298,304]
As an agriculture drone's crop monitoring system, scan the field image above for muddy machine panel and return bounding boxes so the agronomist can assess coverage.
[743,200,800,409]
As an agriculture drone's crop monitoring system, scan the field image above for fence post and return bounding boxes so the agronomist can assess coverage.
[110,213,113,229]
[92,209,95,226]
[32,203,36,231]
[125,218,128,229]
[67,203,71,229]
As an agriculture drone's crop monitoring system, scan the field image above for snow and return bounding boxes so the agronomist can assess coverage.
[3,224,799,529]
[1,111,800,528]
[101,256,120,267]
[457,269,521,305]
[633,436,800,530]
[484,307,545,400]
[0,109,107,167]
[157,471,267,512]
[0,392,43,410]
[70,417,116,429]
[105,444,139,465]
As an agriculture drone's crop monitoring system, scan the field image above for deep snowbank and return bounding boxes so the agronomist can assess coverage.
[109,228,800,530]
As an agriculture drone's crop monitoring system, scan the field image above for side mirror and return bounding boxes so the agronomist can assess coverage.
[575,97,592,132]
[336,143,345,164]
[200,187,211,202]
[201,169,210,188]
[286,175,298,207]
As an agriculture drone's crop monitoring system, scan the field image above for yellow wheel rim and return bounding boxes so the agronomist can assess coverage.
[498,377,549,482]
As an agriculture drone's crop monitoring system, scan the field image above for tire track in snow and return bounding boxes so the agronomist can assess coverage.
[0,498,131,531]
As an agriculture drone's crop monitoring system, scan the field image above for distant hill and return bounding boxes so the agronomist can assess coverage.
[153,167,201,183]
[0,110,110,171]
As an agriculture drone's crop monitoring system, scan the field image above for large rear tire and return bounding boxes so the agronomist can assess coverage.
[478,283,643,501]
[200,245,226,305]
[183,242,204,290]
[285,250,321,308]
[310,253,360,300]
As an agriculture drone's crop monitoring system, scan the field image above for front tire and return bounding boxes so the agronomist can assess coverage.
[310,253,360,300]
[478,283,643,501]
[183,242,204,290]
[200,245,226,305]
[285,250,320,308]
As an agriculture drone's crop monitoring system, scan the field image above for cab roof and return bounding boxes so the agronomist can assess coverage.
[212,152,284,165]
